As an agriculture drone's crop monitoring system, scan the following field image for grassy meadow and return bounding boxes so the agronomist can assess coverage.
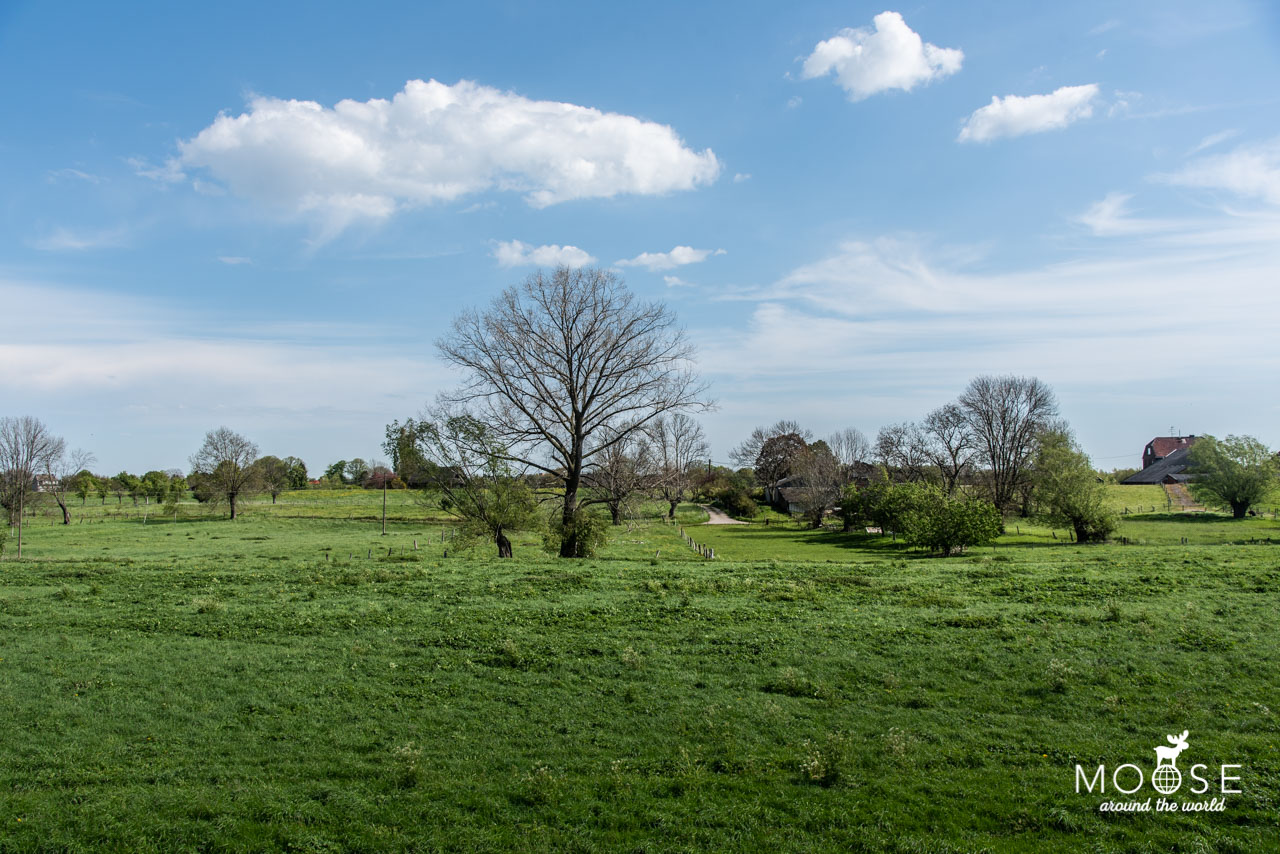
[1,488,1278,851]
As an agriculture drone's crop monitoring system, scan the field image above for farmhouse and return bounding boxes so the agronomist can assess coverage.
[1122,435,1198,485]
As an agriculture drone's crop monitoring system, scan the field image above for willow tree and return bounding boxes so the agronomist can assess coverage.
[437,266,709,557]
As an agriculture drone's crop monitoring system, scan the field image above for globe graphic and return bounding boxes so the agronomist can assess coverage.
[1152,765,1182,795]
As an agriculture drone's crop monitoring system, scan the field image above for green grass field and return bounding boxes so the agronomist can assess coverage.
[2,490,1278,851]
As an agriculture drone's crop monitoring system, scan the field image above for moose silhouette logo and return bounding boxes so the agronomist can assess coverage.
[1151,730,1189,794]
[1075,727,1242,809]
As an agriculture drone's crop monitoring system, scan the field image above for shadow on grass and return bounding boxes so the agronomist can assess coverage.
[709,524,924,557]
[1125,512,1256,524]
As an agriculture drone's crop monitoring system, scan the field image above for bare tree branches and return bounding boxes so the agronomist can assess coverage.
[583,428,655,525]
[875,422,930,483]
[436,266,710,556]
[44,447,96,525]
[921,403,974,495]
[649,413,709,519]
[827,427,871,486]
[189,427,260,520]
[0,416,66,558]
[957,375,1058,511]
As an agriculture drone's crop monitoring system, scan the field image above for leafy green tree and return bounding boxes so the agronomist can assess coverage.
[383,419,430,483]
[140,471,169,505]
[323,460,348,485]
[1033,431,1117,543]
[253,456,291,503]
[839,469,916,534]
[345,458,371,486]
[282,456,309,490]
[116,472,141,505]
[1188,435,1279,519]
[72,470,97,505]
[900,485,1002,556]
[414,410,539,558]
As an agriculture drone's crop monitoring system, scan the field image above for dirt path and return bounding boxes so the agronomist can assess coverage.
[700,505,748,525]
[1163,483,1204,512]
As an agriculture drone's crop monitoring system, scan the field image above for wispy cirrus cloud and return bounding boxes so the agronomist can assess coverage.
[48,168,106,184]
[801,11,962,101]
[958,84,1099,142]
[29,226,129,251]
[1156,136,1280,204]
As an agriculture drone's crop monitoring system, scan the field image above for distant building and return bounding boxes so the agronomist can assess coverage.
[33,473,59,492]
[1123,435,1199,485]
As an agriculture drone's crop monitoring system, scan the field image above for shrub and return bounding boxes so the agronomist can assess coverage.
[716,486,757,519]
[901,486,1002,556]
[543,509,608,558]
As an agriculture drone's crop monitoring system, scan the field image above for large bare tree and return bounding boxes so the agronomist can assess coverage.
[875,422,930,483]
[437,266,709,557]
[921,403,974,495]
[649,413,709,519]
[0,416,65,558]
[827,426,871,485]
[957,375,1058,512]
[189,427,260,520]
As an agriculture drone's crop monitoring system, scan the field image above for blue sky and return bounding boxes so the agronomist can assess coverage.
[3,0,1278,475]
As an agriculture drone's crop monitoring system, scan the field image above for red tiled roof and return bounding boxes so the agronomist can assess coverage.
[1148,436,1197,458]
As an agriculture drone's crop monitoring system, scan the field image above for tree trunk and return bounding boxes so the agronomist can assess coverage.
[609,502,622,525]
[1073,520,1090,543]
[495,527,512,558]
[56,496,71,525]
[1232,501,1248,519]
[559,462,582,557]
[16,489,23,559]
[272,493,277,504]
[229,492,238,521]
[667,500,678,520]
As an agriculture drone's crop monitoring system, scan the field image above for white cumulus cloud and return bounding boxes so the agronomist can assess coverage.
[958,84,1099,142]
[615,245,725,272]
[801,11,962,101]
[173,79,720,231]
[493,240,595,268]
